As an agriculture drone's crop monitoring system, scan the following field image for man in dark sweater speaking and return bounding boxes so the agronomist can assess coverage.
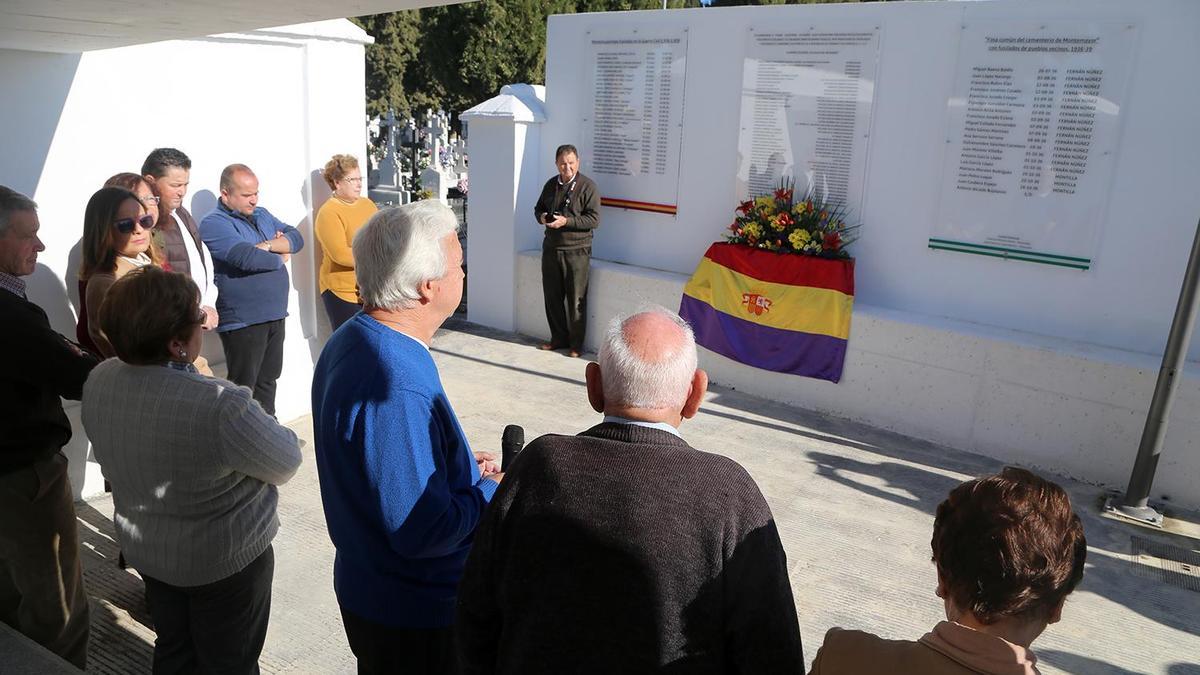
[534,144,599,358]
[457,307,804,673]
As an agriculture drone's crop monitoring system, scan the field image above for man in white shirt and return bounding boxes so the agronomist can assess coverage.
[141,148,218,329]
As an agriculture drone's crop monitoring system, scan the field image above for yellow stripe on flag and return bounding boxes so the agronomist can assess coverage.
[682,257,852,339]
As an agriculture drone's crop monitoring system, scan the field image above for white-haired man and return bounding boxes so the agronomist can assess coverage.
[456,308,804,673]
[312,201,502,674]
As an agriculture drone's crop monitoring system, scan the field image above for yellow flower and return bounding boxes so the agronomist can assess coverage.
[788,229,811,249]
[743,222,764,239]
[754,195,775,213]
[770,216,786,232]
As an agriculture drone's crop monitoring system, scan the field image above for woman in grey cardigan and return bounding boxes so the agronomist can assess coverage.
[81,266,302,675]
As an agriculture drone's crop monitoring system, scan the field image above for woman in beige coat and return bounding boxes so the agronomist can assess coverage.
[77,186,162,357]
[808,467,1087,675]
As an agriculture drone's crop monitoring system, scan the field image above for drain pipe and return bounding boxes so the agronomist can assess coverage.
[1108,213,1200,526]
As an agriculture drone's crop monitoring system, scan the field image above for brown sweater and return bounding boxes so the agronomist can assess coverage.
[533,172,600,250]
[809,623,1041,675]
[456,422,804,674]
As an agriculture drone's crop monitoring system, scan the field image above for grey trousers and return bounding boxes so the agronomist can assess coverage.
[0,453,90,669]
[541,246,591,352]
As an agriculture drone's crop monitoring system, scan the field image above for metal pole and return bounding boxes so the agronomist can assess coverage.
[1112,213,1200,523]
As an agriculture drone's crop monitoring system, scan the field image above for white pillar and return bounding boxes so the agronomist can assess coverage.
[461,84,546,332]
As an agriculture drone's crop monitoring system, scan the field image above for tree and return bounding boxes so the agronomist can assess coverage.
[354,0,701,120]
[351,13,421,117]
[708,0,873,5]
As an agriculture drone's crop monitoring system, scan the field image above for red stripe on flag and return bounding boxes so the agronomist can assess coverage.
[703,242,854,295]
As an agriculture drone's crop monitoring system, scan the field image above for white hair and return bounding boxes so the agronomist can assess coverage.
[598,306,698,409]
[353,200,459,311]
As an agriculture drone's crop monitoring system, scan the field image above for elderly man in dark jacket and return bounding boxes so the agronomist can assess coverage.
[533,144,600,357]
[0,186,97,669]
[457,307,804,674]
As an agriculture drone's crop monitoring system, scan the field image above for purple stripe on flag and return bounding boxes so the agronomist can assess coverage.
[679,294,847,383]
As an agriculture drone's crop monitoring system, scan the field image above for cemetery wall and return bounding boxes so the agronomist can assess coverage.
[472,0,1200,505]
[0,20,371,497]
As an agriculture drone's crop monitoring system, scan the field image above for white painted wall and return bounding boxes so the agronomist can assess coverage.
[537,0,1200,362]
[0,20,371,497]
[461,84,547,331]
[467,0,1200,507]
[515,253,1200,509]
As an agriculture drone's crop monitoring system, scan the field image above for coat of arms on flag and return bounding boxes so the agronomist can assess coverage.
[679,242,855,383]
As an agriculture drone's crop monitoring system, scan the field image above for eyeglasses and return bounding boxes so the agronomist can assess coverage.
[113,214,156,234]
[142,195,161,205]
[341,176,364,184]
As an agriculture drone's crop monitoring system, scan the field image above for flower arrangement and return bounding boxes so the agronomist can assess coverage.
[726,182,858,258]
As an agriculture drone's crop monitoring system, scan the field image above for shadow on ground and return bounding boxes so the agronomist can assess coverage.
[75,502,155,673]
[806,450,963,517]
[1038,649,1149,675]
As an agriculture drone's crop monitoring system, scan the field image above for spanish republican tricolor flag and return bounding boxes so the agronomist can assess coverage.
[679,243,854,383]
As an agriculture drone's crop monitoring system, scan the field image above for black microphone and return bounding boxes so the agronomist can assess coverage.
[501,425,525,472]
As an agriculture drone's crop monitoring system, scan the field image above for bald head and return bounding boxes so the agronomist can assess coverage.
[595,308,700,412]
[621,311,690,366]
[219,164,259,216]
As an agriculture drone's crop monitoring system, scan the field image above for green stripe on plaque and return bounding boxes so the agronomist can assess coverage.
[928,240,1090,270]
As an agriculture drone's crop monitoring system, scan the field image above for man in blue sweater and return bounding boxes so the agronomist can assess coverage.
[312,201,502,674]
[200,164,303,417]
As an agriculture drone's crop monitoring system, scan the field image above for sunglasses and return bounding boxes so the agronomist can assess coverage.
[114,214,155,234]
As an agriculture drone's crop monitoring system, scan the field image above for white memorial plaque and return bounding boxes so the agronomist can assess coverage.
[735,25,880,213]
[582,28,687,216]
[931,21,1137,270]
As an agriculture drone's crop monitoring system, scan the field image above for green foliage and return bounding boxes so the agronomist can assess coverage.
[351,13,420,117]
[354,0,701,120]
[709,0,870,5]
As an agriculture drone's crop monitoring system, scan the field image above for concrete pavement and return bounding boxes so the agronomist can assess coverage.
[78,318,1200,674]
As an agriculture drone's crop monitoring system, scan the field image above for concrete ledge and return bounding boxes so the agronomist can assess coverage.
[516,250,1200,509]
[0,621,78,674]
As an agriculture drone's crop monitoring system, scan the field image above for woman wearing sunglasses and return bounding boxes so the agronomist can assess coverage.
[103,172,163,236]
[77,186,162,357]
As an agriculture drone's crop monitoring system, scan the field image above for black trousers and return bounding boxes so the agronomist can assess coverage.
[142,546,274,675]
[341,609,458,675]
[541,245,591,352]
[219,319,285,417]
[322,290,361,332]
